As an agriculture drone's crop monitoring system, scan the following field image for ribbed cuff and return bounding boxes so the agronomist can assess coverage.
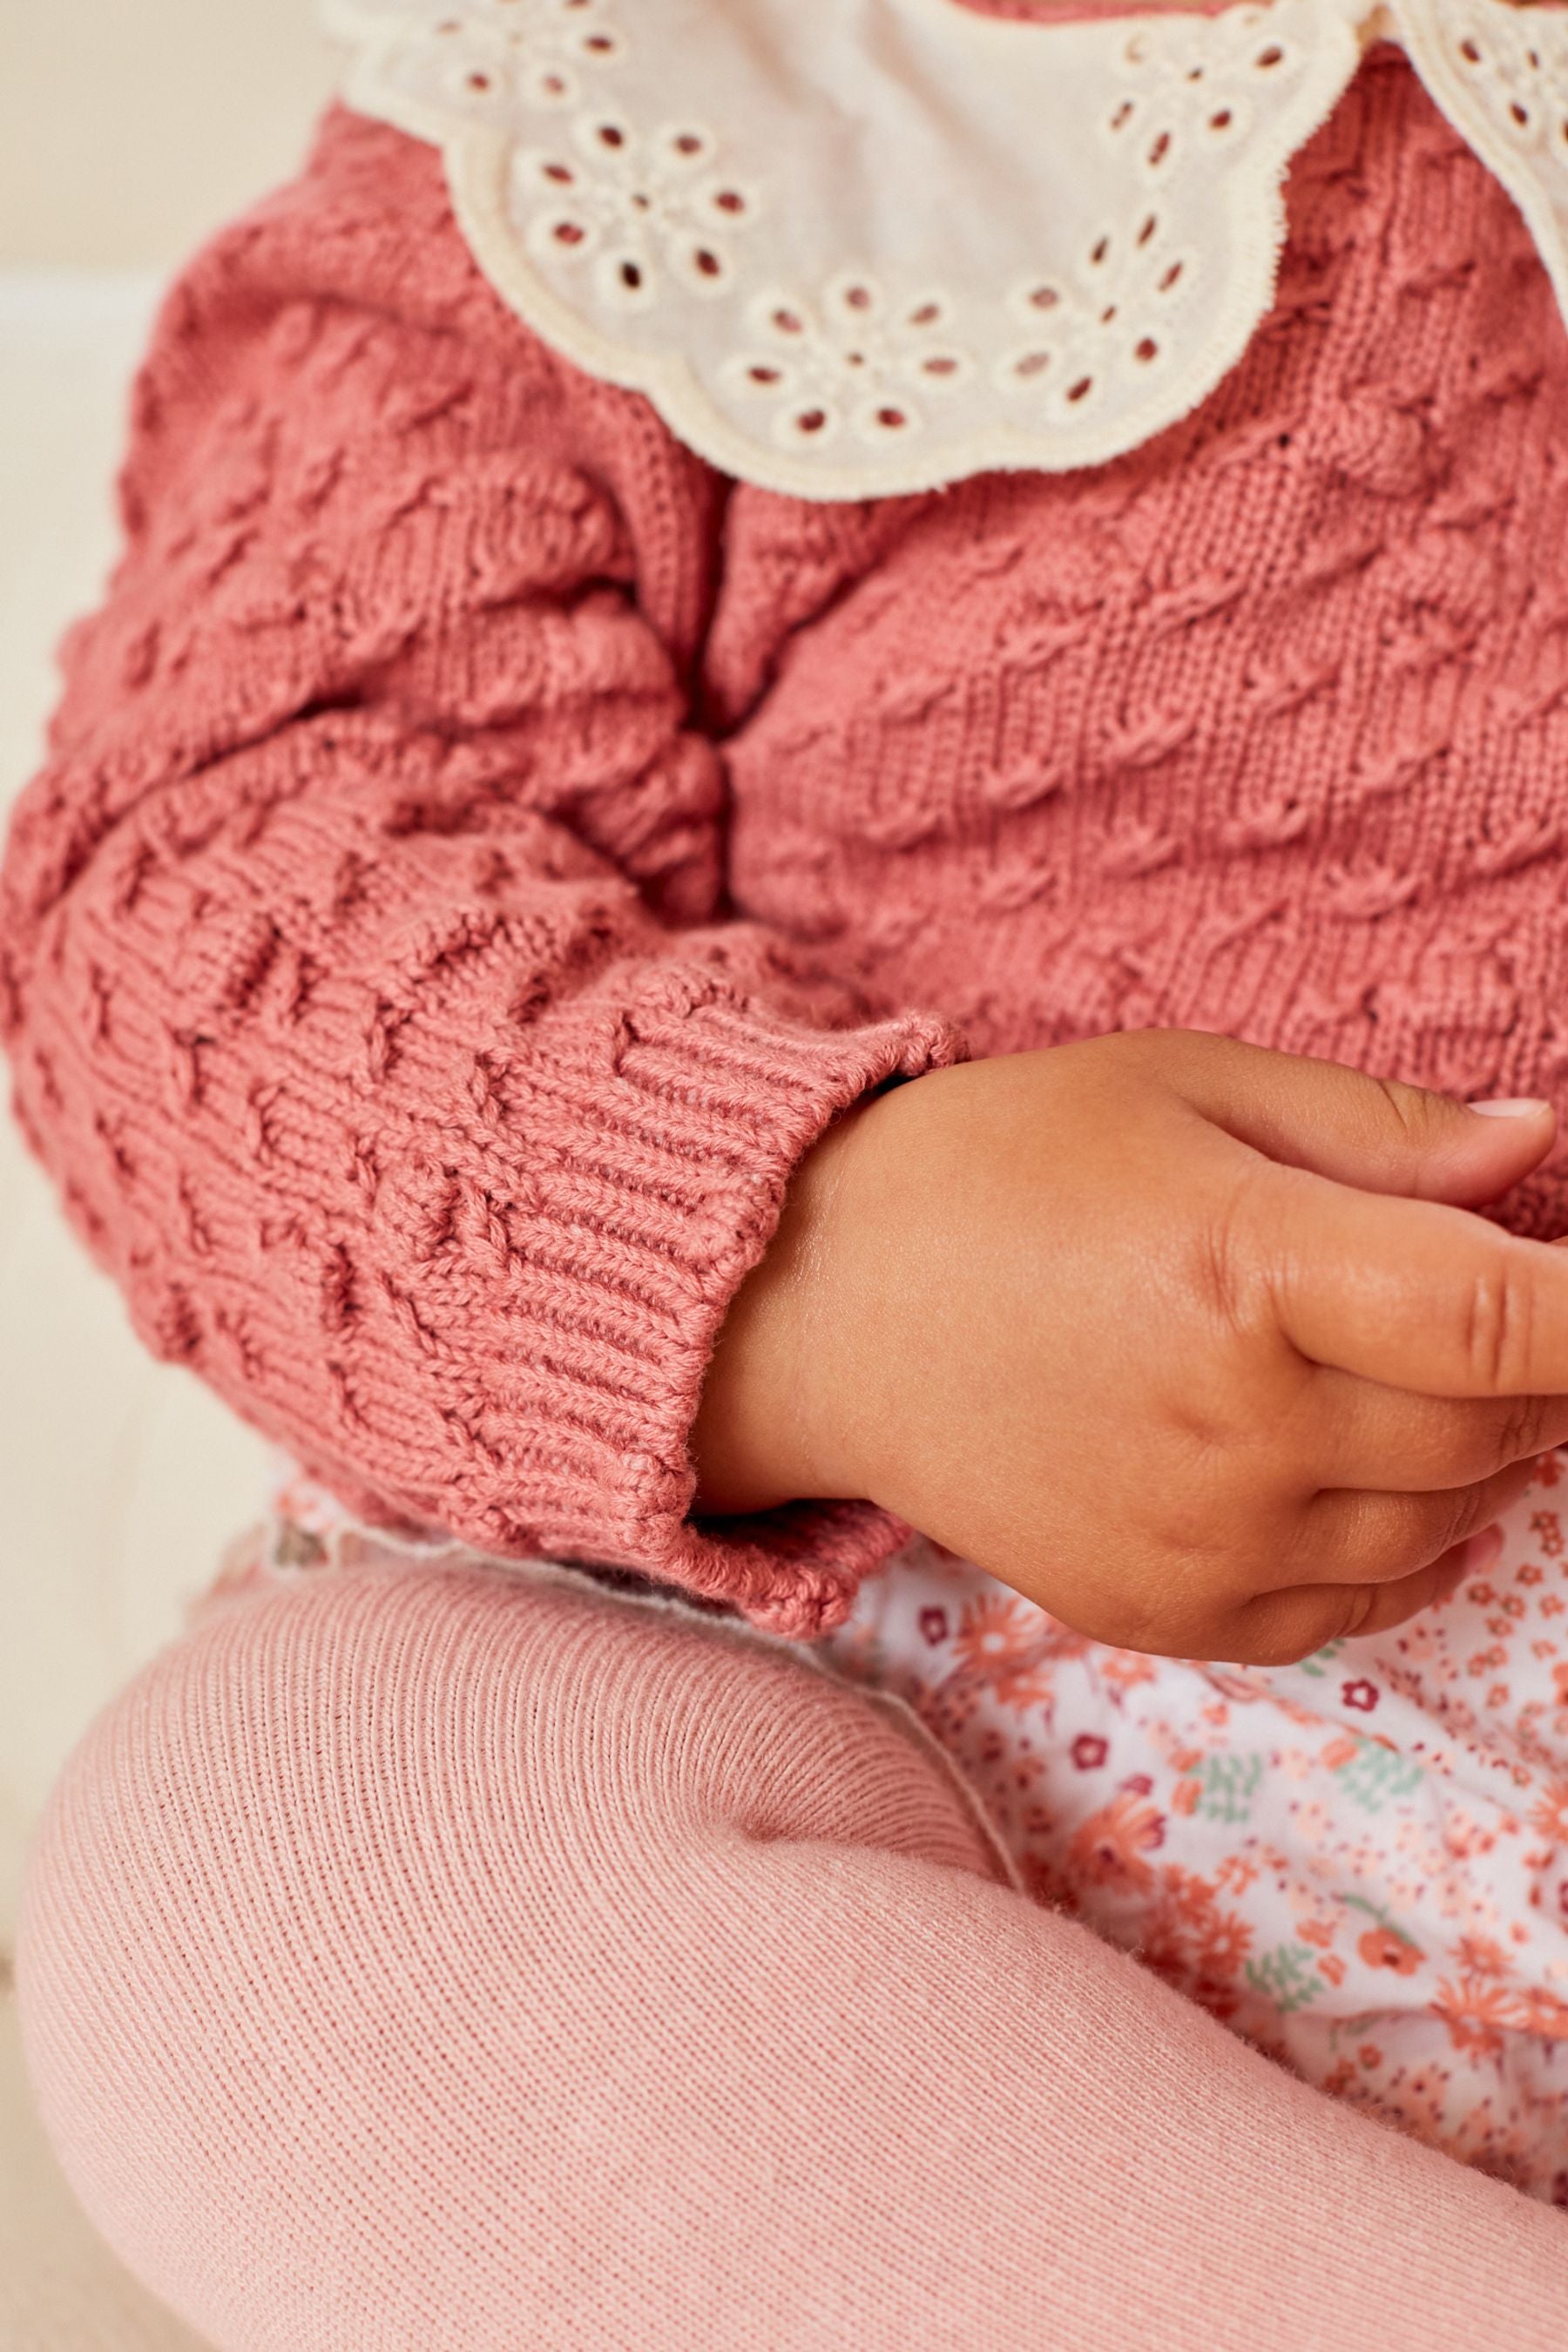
[432,984,967,1638]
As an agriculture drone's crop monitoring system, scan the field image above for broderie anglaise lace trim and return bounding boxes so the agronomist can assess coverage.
[321,0,1568,499]
[1401,0,1568,324]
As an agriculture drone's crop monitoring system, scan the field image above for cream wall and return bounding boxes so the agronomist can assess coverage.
[1,0,337,267]
[0,15,339,2342]
[0,0,347,1947]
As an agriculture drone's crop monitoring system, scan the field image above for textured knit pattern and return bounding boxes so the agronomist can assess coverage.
[19,1560,1568,2350]
[7,51,1568,1631]
[0,111,964,1638]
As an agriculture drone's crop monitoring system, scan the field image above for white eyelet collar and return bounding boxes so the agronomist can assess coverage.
[322,0,1568,500]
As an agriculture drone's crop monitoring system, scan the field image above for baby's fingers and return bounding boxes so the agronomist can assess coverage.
[1224,1535,1485,1668]
[1300,1454,1537,1592]
[1308,1370,1568,1491]
[1267,1170,1568,1396]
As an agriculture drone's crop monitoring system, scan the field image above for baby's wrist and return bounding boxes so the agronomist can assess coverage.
[690,1093,886,1516]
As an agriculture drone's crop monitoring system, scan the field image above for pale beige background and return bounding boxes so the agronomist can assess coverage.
[0,9,348,2342]
[1,0,337,267]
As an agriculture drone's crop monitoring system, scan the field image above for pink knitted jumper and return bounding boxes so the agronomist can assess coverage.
[6,47,1568,1634]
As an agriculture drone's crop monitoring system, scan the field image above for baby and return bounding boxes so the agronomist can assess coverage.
[13,0,1568,2336]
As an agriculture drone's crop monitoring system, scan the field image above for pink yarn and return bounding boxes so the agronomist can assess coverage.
[5,53,1568,1634]
[21,1561,1568,2349]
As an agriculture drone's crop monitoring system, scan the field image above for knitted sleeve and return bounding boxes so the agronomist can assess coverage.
[0,107,963,1637]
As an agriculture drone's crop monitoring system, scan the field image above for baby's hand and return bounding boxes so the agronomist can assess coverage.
[693,1032,1568,1663]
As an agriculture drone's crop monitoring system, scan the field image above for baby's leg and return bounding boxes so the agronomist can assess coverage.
[18,1559,1568,2350]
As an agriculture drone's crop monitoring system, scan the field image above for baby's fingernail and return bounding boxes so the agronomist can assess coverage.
[1459,1523,1504,1580]
[1469,1097,1551,1118]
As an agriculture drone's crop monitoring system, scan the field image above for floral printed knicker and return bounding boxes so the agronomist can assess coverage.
[821,1452,1568,2200]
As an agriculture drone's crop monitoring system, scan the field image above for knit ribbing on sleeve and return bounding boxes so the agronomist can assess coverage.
[0,109,964,1637]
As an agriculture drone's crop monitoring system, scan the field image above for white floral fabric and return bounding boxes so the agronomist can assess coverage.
[821,1453,1568,2200]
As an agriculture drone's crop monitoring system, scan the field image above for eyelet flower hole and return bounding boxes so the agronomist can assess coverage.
[362,0,1387,478]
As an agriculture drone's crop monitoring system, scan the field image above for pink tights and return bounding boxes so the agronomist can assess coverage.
[18,1560,1568,2349]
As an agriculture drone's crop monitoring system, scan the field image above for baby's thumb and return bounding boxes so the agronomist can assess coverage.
[1186,1040,1556,1207]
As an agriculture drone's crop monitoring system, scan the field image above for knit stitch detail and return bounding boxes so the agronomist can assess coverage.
[10,56,1568,1630]
[0,108,962,1636]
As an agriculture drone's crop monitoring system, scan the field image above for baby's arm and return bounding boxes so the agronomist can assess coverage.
[0,107,956,1632]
